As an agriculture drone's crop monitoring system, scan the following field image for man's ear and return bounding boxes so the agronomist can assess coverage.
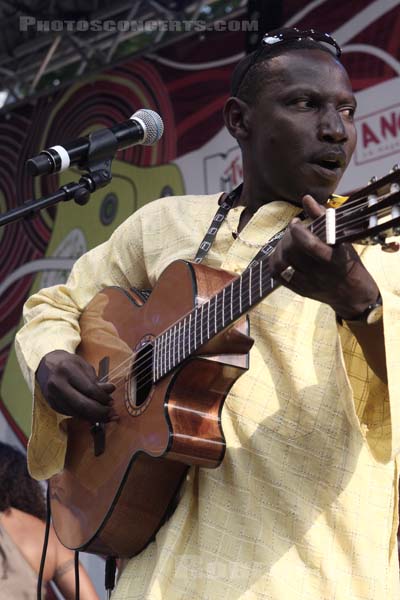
[223,97,251,142]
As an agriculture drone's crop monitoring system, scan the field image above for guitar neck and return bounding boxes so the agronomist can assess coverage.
[152,214,327,381]
[153,256,280,381]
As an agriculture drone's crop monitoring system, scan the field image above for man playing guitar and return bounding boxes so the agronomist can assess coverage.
[16,28,400,600]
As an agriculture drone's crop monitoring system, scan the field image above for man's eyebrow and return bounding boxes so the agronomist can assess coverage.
[280,85,358,105]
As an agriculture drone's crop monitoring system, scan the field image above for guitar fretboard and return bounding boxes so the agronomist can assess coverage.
[153,260,279,381]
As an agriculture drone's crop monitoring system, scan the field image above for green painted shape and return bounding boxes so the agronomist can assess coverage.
[1,161,185,438]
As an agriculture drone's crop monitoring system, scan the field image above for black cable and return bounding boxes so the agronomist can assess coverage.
[105,556,117,598]
[74,550,80,600]
[37,485,51,600]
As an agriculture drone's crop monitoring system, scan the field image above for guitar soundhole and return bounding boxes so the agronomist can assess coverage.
[125,341,154,416]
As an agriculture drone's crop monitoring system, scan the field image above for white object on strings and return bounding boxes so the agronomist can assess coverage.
[390,183,400,221]
[325,208,336,245]
[368,194,378,229]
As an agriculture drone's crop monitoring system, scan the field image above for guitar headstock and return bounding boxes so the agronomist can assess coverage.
[335,165,400,250]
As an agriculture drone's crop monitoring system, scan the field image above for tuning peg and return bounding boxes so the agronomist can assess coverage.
[374,232,400,252]
[390,179,400,235]
[381,241,400,253]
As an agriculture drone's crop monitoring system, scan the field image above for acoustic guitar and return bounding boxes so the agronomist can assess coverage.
[50,168,400,558]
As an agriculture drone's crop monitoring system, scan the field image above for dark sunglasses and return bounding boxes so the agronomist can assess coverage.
[262,28,341,57]
[231,28,342,96]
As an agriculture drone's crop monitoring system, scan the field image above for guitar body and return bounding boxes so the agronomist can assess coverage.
[49,260,253,558]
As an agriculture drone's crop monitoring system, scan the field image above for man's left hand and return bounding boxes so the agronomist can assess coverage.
[268,195,380,320]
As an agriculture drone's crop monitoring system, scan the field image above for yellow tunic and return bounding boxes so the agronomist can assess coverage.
[15,194,400,599]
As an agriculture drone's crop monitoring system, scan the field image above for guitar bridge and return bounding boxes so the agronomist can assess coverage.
[90,422,105,457]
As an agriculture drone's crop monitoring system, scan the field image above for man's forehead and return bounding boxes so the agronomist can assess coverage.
[261,49,349,85]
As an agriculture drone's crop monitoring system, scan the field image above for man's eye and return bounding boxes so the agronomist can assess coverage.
[294,99,315,109]
[340,107,356,119]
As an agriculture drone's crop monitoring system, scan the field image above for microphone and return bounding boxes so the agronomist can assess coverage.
[26,109,164,177]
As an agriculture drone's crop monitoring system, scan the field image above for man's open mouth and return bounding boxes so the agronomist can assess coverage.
[311,151,346,172]
[314,158,342,171]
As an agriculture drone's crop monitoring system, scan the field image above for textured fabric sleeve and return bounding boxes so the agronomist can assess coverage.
[15,209,151,479]
[338,244,400,462]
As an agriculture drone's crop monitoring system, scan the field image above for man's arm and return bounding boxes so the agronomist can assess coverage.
[268,195,388,382]
[346,319,387,383]
[15,209,149,478]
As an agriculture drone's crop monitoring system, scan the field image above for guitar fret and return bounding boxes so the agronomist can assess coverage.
[158,334,161,378]
[167,329,170,372]
[222,288,225,327]
[154,336,158,381]
[173,326,176,368]
[174,326,177,367]
[200,302,204,345]
[159,336,162,379]
[182,318,185,359]
[188,313,192,355]
[173,325,177,369]
[163,333,167,376]
[249,268,252,306]
[165,332,168,375]
[239,276,242,314]
[259,261,262,297]
[159,333,164,377]
[166,331,169,372]
[214,295,218,334]
[194,307,198,350]
[158,336,162,380]
[230,282,234,321]
[207,301,211,340]
[178,322,181,364]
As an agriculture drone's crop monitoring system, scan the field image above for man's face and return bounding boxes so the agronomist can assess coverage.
[245,49,357,204]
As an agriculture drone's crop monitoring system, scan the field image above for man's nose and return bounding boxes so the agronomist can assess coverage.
[318,107,348,143]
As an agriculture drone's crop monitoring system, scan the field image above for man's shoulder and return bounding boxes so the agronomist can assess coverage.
[136,192,222,218]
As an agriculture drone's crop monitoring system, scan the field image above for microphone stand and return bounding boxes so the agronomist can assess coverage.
[0,127,118,228]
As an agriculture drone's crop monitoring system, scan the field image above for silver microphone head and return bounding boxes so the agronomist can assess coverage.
[130,109,164,145]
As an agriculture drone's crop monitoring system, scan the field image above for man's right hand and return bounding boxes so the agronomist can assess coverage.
[36,350,117,423]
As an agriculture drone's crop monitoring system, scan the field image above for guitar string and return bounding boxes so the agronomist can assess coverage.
[99,201,398,389]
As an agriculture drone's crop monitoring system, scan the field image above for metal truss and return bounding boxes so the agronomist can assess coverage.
[0,0,247,111]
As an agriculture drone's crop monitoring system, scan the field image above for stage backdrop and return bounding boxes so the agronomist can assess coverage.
[0,0,399,595]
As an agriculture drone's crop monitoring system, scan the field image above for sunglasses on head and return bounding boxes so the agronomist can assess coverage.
[262,28,341,57]
[231,28,342,97]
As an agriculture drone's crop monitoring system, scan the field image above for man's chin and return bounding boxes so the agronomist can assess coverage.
[297,165,344,204]
[298,182,339,205]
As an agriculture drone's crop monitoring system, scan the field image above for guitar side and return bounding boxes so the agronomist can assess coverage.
[49,260,253,558]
